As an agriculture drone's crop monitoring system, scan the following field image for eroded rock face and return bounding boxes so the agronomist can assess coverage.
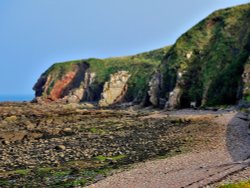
[33,45,169,105]
[165,87,183,109]
[99,71,131,107]
[148,72,162,106]
[50,71,77,100]
[64,72,96,103]
[156,4,250,108]
[33,62,96,103]
[165,71,184,109]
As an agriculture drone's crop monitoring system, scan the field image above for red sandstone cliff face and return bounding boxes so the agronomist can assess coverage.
[33,62,133,106]
[33,62,95,103]
[49,71,77,100]
[33,45,169,106]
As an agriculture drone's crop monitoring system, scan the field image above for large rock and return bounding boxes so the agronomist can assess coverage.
[65,72,96,103]
[148,72,162,106]
[99,71,131,107]
[33,62,93,102]
[164,71,184,109]
[166,86,183,109]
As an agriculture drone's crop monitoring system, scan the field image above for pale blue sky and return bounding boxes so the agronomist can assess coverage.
[0,0,249,95]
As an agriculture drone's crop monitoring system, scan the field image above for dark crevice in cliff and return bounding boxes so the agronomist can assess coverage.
[61,62,89,98]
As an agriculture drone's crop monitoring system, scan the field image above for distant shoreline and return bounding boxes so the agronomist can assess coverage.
[0,94,34,102]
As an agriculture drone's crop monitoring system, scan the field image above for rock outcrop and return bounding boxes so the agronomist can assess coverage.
[33,47,170,106]
[33,62,96,103]
[64,71,96,103]
[148,72,162,107]
[166,87,183,109]
[99,71,131,107]
[147,3,250,109]
[34,3,250,109]
[164,71,184,109]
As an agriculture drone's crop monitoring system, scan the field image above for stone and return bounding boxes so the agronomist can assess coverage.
[65,72,96,103]
[99,71,131,107]
[190,101,197,108]
[24,121,35,130]
[165,87,183,109]
[2,140,10,145]
[4,116,17,122]
[55,145,66,151]
[148,72,162,106]
[95,174,105,181]
[33,62,95,103]
[63,128,72,133]
[186,51,193,59]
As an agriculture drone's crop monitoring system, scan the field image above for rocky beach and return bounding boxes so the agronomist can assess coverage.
[0,2,250,187]
[0,102,233,187]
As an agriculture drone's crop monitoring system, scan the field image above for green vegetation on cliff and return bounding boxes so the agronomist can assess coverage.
[159,3,250,107]
[35,46,170,102]
[34,3,250,107]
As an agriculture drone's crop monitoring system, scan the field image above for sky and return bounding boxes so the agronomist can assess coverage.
[0,0,249,95]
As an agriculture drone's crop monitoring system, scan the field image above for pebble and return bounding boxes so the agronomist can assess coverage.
[55,145,66,151]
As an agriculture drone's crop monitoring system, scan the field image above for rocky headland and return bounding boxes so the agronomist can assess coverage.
[1,3,250,188]
[33,3,250,110]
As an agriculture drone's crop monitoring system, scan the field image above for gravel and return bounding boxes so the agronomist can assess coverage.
[87,112,250,188]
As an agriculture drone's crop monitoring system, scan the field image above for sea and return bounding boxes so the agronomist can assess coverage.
[0,94,34,102]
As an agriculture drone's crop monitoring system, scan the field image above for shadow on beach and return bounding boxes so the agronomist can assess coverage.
[226,112,250,162]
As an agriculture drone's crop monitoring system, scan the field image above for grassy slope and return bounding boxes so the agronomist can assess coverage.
[159,3,250,107]
[40,46,170,101]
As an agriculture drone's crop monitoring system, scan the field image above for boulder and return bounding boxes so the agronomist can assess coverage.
[99,71,131,107]
[148,72,162,106]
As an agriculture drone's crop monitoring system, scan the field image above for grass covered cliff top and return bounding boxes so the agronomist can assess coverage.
[37,46,171,101]
[159,3,250,107]
[46,45,170,75]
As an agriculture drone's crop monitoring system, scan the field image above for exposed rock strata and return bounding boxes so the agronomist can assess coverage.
[33,62,94,103]
[64,71,96,103]
[33,47,169,106]
[33,4,250,109]
[99,71,131,107]
[148,72,162,106]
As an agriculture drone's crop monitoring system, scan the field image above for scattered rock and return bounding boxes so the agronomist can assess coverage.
[0,102,225,187]
[1,140,10,145]
[63,128,72,133]
[55,145,66,151]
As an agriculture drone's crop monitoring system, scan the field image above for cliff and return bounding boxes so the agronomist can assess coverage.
[33,47,170,106]
[147,3,250,108]
[34,3,250,108]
